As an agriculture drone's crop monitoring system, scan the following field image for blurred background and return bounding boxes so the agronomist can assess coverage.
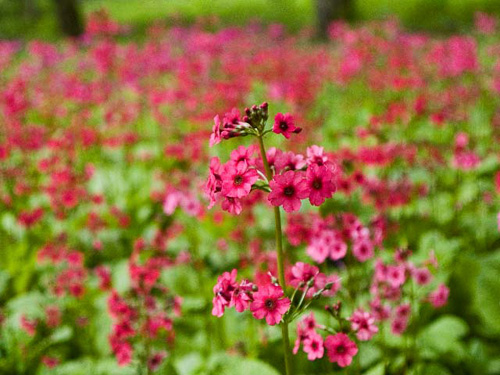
[2,0,500,40]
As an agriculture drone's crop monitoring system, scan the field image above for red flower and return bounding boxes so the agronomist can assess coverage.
[273,113,301,139]
[221,162,259,199]
[324,333,358,367]
[306,164,336,206]
[303,332,324,360]
[268,171,310,213]
[250,284,290,325]
[212,269,238,317]
[349,309,378,341]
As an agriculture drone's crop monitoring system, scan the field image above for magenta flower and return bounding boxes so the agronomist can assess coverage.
[273,112,301,139]
[302,312,318,332]
[268,171,310,213]
[391,316,409,335]
[221,162,259,199]
[289,262,319,288]
[275,151,307,173]
[221,197,242,215]
[303,332,324,360]
[250,284,291,325]
[325,333,358,367]
[230,145,257,168]
[349,309,378,341]
[306,164,336,206]
[212,269,238,317]
[428,283,449,308]
[386,264,406,287]
[209,115,222,147]
[412,267,432,285]
[205,157,222,209]
[352,239,374,262]
[231,280,253,312]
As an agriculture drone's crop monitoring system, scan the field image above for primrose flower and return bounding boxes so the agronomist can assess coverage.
[268,171,310,213]
[250,284,291,325]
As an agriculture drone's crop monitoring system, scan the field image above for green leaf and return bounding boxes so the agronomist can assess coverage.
[474,252,500,335]
[418,315,468,357]
[207,353,281,375]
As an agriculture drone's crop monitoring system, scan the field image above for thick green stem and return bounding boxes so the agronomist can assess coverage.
[257,135,293,375]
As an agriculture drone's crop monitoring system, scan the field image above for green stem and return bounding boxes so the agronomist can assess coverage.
[257,135,293,375]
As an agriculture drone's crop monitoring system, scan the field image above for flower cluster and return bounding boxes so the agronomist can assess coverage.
[206,105,338,215]
[212,269,291,325]
[108,239,182,369]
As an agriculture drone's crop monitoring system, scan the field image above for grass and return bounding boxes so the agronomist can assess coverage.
[2,0,500,40]
[83,0,315,32]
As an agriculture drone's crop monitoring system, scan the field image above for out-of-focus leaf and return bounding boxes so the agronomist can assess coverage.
[207,353,281,375]
[174,353,204,375]
[418,315,468,357]
[474,252,500,335]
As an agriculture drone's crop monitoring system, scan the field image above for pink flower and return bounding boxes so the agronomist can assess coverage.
[212,269,238,317]
[303,332,324,360]
[221,162,259,199]
[315,273,341,297]
[293,321,309,354]
[306,164,336,206]
[42,356,59,368]
[268,171,310,213]
[301,312,317,330]
[306,145,329,167]
[231,280,253,312]
[412,267,432,285]
[205,157,222,208]
[148,352,166,372]
[395,303,411,319]
[209,115,222,147]
[273,113,301,139]
[221,196,242,215]
[275,151,306,172]
[352,239,374,262]
[230,145,257,168]
[386,264,406,287]
[349,309,378,341]
[428,284,449,308]
[325,333,358,367]
[250,284,291,325]
[391,316,408,335]
[289,262,319,287]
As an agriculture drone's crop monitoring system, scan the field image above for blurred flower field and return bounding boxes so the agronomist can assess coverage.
[1,10,500,375]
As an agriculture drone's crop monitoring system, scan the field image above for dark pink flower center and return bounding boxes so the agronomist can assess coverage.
[264,298,276,310]
[284,186,295,196]
[279,121,288,130]
[312,179,322,189]
[336,344,346,354]
[234,175,243,185]
[312,342,318,349]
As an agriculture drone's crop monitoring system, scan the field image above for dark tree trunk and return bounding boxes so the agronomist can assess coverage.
[52,0,84,37]
[316,0,353,39]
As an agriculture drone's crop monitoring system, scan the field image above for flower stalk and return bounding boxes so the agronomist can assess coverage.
[257,134,293,375]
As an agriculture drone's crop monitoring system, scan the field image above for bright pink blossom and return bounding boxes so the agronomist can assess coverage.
[303,332,324,360]
[212,269,238,317]
[349,309,378,341]
[273,113,301,139]
[268,171,310,213]
[250,284,291,325]
[306,164,336,206]
[221,162,259,199]
[428,284,449,308]
[325,333,358,367]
